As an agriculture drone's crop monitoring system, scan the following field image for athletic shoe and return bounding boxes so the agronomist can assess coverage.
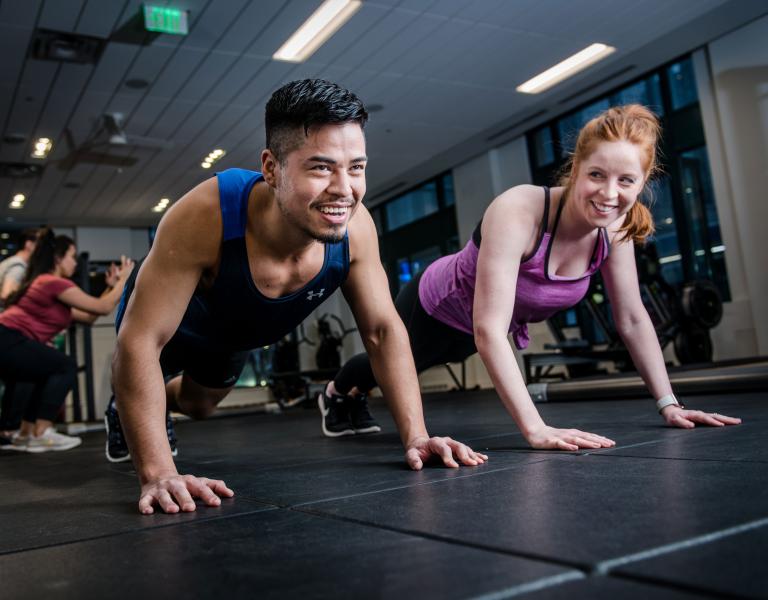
[166,411,178,457]
[105,395,130,463]
[317,389,355,437]
[1,432,29,452]
[346,394,381,434]
[26,427,82,453]
[105,396,178,463]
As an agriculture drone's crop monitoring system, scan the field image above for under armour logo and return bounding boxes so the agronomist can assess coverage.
[307,288,325,301]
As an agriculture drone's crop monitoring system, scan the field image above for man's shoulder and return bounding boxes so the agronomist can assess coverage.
[0,255,25,269]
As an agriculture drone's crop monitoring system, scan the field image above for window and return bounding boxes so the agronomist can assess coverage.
[385,182,439,231]
[526,55,729,301]
[371,173,459,295]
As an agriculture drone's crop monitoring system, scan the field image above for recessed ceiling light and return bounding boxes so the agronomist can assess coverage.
[516,44,616,94]
[30,137,53,159]
[273,0,362,63]
[201,148,225,169]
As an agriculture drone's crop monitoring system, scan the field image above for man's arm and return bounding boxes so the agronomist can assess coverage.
[0,264,24,301]
[112,178,233,514]
[341,205,487,469]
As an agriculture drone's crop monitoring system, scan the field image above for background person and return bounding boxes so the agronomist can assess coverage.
[0,229,133,452]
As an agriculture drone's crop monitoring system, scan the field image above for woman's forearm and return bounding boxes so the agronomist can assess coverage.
[476,332,545,436]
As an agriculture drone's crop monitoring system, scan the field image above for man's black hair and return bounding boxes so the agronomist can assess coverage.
[17,228,39,247]
[265,79,368,162]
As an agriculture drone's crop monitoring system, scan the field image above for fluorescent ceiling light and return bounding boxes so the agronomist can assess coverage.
[516,43,616,94]
[273,0,362,63]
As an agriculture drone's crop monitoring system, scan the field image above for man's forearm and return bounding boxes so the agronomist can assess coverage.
[365,324,428,447]
[113,343,177,483]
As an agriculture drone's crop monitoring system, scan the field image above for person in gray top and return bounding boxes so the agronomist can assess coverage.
[0,229,38,310]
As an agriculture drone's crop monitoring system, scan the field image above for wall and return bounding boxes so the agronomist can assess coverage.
[696,15,768,355]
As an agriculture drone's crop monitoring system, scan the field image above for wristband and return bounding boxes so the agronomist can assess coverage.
[656,394,683,413]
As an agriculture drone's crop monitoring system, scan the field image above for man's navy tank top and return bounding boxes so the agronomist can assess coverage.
[155,168,349,351]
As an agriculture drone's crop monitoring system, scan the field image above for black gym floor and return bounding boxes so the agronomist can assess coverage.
[1,385,766,599]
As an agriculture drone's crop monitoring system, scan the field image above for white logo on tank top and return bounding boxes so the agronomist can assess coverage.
[307,288,325,301]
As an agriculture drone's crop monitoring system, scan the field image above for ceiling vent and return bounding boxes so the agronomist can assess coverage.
[30,29,106,64]
[0,163,44,179]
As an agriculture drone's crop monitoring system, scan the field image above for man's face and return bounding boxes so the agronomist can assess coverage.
[263,122,367,243]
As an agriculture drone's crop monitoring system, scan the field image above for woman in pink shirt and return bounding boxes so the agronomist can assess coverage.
[0,229,133,452]
[322,105,740,447]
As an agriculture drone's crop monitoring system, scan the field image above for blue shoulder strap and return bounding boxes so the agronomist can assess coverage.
[216,168,263,241]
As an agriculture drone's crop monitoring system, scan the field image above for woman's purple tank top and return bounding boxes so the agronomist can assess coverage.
[418,187,610,349]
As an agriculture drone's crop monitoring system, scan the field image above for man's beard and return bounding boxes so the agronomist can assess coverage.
[277,197,347,244]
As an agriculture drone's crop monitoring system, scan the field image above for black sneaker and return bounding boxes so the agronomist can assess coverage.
[105,396,178,463]
[105,395,130,463]
[346,394,381,434]
[317,390,355,437]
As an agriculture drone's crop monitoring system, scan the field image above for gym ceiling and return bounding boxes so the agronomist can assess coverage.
[1,0,766,227]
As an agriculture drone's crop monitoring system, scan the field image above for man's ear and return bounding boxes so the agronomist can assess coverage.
[261,149,278,186]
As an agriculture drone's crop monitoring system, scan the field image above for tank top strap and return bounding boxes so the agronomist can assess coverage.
[216,168,264,241]
[521,186,551,263]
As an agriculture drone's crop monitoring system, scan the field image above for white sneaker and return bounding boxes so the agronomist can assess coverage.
[1,432,29,452]
[26,427,82,453]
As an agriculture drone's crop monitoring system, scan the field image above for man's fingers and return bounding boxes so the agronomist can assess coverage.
[187,478,221,507]
[405,448,423,471]
[138,475,235,515]
[156,489,181,514]
[204,478,235,498]
[138,493,156,515]
[432,439,459,468]
[445,439,488,466]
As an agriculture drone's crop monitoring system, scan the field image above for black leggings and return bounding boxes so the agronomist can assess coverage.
[334,272,477,395]
[0,325,77,423]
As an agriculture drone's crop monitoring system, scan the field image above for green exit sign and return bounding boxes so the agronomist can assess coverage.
[143,5,188,35]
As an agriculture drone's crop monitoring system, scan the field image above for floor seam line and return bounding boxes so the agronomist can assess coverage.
[464,571,586,600]
[288,458,556,507]
[0,503,279,558]
[595,515,768,574]
[289,504,591,572]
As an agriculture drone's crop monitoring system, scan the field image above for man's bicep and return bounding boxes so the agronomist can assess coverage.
[118,251,201,349]
[119,180,219,347]
[343,256,395,334]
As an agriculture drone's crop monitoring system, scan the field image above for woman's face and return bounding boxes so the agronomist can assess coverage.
[57,244,78,278]
[571,140,646,227]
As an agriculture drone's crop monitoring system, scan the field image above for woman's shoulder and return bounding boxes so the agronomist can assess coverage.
[35,274,75,292]
[484,184,555,229]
